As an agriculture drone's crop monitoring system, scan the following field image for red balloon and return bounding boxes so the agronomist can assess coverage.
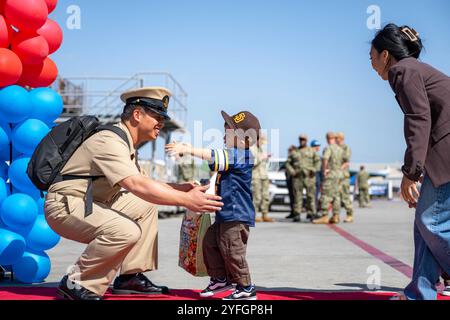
[0,48,22,87]
[5,0,48,32]
[0,15,10,48]
[18,57,57,87]
[37,19,62,54]
[12,32,49,65]
[44,0,57,14]
[0,0,5,14]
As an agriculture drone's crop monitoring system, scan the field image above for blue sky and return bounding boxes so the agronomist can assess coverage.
[51,0,450,162]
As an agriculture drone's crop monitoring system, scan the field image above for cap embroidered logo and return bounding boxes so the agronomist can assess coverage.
[234,113,246,124]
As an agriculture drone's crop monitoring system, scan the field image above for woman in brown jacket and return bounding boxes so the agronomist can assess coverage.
[370,24,450,300]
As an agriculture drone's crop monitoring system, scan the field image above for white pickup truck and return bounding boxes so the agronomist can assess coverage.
[267,158,291,210]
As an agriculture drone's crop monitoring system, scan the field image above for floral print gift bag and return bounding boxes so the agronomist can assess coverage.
[178,173,216,277]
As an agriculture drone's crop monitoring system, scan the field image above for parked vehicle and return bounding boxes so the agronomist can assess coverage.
[267,158,291,210]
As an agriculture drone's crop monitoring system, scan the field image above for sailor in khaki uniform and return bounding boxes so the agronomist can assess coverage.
[45,87,223,300]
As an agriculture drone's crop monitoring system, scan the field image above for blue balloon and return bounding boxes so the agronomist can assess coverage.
[0,86,32,124]
[0,178,7,207]
[23,215,60,252]
[0,228,26,265]
[13,186,41,201]
[29,88,63,124]
[0,161,8,180]
[13,250,51,284]
[0,147,8,162]
[8,157,36,194]
[12,120,50,156]
[0,122,11,151]
[36,197,45,215]
[0,194,38,232]
[5,183,11,196]
[0,145,22,162]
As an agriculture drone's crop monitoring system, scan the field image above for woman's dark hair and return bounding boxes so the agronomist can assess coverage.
[372,23,423,60]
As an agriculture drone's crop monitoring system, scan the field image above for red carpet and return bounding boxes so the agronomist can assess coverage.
[0,287,449,300]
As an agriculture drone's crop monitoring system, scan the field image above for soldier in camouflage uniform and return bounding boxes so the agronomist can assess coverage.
[299,142,321,221]
[310,140,322,212]
[285,135,320,222]
[285,145,297,219]
[357,165,371,208]
[336,132,354,223]
[313,132,344,224]
[177,155,196,183]
[285,142,302,221]
[251,136,274,223]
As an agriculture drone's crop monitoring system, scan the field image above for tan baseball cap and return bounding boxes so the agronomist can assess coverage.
[120,87,172,120]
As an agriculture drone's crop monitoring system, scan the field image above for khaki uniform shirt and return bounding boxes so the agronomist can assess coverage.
[48,122,141,204]
[178,157,196,183]
[251,145,269,180]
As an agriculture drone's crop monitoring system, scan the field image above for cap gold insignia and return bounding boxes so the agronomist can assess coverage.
[162,96,170,109]
[234,113,246,124]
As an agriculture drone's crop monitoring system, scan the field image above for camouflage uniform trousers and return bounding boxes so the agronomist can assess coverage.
[292,174,317,215]
[358,186,370,207]
[252,178,270,214]
[319,173,341,217]
[340,178,354,216]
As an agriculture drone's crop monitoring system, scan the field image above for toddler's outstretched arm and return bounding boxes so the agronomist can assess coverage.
[166,142,212,161]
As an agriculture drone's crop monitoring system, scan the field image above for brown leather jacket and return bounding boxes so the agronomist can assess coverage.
[389,57,450,187]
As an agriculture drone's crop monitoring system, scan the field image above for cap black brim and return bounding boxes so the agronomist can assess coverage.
[145,108,171,121]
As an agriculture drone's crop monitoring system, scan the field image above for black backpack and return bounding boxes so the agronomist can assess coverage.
[27,116,131,217]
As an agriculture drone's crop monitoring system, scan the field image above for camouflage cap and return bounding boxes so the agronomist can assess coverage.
[326,132,336,139]
[299,134,308,141]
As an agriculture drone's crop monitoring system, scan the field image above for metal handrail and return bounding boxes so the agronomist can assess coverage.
[56,72,188,127]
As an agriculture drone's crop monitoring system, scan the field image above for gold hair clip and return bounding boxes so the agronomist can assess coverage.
[401,27,419,42]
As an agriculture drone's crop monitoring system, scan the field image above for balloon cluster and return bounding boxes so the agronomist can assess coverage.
[0,0,61,88]
[0,0,62,284]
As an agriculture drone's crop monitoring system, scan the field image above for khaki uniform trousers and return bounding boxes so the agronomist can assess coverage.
[45,191,158,296]
[252,178,270,215]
